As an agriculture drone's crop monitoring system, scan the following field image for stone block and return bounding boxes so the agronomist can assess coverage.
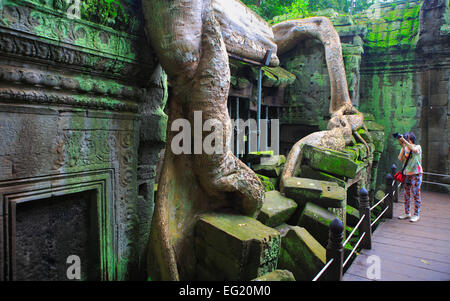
[283,177,346,209]
[295,165,347,189]
[302,144,359,178]
[297,202,338,248]
[344,146,359,161]
[245,151,274,164]
[195,213,281,280]
[252,155,286,178]
[276,224,326,280]
[257,191,297,227]
[252,269,296,281]
[365,120,385,132]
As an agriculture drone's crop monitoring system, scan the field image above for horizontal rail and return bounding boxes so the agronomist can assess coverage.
[422,172,450,178]
[371,205,389,227]
[312,258,334,281]
[423,180,450,187]
[371,193,388,211]
[343,232,366,268]
[343,214,366,246]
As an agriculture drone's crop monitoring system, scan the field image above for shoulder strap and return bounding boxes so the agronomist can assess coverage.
[401,151,412,174]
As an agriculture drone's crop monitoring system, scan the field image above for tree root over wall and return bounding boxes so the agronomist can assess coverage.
[143,0,369,280]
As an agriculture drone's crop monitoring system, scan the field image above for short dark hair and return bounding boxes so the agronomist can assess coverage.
[403,132,410,141]
[408,132,416,144]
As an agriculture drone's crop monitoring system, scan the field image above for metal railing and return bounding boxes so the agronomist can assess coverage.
[312,170,398,281]
[422,171,450,188]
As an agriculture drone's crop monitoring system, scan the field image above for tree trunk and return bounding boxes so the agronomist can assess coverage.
[142,0,265,281]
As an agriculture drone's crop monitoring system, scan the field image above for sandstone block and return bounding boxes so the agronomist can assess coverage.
[284,177,346,209]
[302,144,359,178]
[276,224,326,280]
[257,191,297,227]
[195,213,281,280]
[297,202,338,248]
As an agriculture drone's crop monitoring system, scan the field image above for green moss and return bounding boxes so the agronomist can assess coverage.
[256,174,276,192]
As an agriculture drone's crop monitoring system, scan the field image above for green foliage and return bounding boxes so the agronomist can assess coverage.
[242,0,374,21]
[242,0,310,21]
[308,0,374,14]
[81,0,129,28]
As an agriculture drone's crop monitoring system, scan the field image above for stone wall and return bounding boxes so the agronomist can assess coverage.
[357,0,449,191]
[0,0,167,280]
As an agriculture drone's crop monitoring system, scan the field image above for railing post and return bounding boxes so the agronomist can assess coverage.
[325,218,344,281]
[391,164,398,203]
[385,173,394,219]
[359,188,372,250]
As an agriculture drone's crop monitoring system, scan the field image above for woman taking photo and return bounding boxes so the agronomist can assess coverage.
[397,132,423,222]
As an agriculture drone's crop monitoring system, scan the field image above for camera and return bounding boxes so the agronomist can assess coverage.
[392,133,403,139]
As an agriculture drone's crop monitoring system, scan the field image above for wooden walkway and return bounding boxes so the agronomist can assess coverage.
[343,190,450,281]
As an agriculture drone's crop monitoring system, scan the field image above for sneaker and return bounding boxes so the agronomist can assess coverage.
[410,215,420,222]
[398,213,411,220]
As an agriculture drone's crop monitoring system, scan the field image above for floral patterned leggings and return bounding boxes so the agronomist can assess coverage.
[404,174,423,216]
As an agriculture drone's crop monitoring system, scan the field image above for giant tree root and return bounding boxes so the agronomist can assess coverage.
[273,18,368,191]
[143,0,265,281]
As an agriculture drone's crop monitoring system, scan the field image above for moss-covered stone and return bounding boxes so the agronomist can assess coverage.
[276,224,326,281]
[257,191,297,227]
[195,213,281,280]
[256,174,277,192]
[302,144,359,178]
[295,165,347,189]
[252,269,296,281]
[346,205,360,227]
[370,131,385,153]
[245,151,274,164]
[252,155,286,178]
[296,202,338,248]
[284,177,346,209]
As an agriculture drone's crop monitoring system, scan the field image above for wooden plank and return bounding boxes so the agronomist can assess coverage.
[342,272,371,281]
[374,224,450,243]
[374,231,450,250]
[362,243,450,264]
[359,247,450,275]
[372,236,450,256]
[379,221,450,235]
[344,255,422,281]
[361,252,450,280]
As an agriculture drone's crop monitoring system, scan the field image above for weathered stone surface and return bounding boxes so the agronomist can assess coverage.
[257,191,297,227]
[297,202,338,248]
[295,165,347,189]
[195,213,280,280]
[256,174,277,192]
[302,144,359,178]
[284,177,346,209]
[252,155,286,178]
[276,224,326,280]
[245,151,274,164]
[252,269,296,281]
[346,205,360,227]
